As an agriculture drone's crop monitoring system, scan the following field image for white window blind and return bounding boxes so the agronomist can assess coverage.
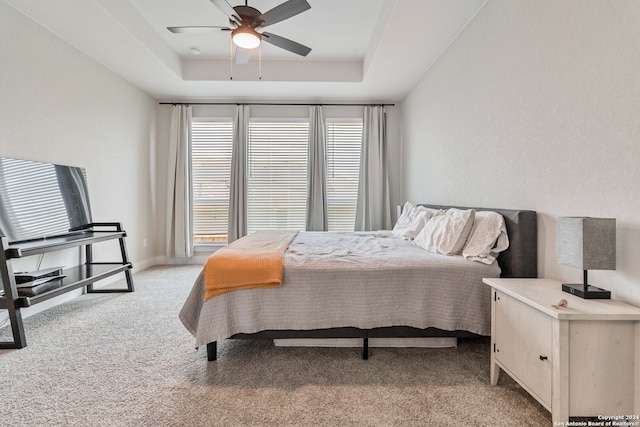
[326,120,363,232]
[191,117,362,241]
[247,121,309,233]
[191,120,233,243]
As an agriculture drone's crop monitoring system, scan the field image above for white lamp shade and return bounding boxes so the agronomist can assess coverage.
[558,217,616,271]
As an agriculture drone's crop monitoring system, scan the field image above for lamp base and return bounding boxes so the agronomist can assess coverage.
[562,283,611,299]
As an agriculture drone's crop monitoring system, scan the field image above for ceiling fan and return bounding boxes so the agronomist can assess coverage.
[168,0,312,64]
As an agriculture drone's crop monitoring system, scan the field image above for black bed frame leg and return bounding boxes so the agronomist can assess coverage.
[207,341,217,361]
[362,337,369,360]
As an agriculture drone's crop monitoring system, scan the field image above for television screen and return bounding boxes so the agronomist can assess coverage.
[0,157,93,242]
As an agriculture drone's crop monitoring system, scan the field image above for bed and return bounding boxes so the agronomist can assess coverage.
[179,205,538,361]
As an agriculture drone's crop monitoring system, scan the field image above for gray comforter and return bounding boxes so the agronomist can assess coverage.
[179,231,501,348]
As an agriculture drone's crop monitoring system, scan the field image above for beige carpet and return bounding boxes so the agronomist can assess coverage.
[0,265,551,426]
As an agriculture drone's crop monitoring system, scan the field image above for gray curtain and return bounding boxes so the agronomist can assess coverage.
[354,106,392,231]
[227,104,249,243]
[306,105,328,231]
[165,104,193,257]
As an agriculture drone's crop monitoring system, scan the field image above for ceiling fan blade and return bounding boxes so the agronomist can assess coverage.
[209,0,240,24]
[259,0,310,28]
[262,32,311,57]
[167,26,229,34]
[235,47,250,64]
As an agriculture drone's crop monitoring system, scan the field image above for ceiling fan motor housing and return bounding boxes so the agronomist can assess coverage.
[232,5,264,28]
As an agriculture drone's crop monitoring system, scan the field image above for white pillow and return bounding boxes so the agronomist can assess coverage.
[462,211,509,264]
[392,202,442,240]
[414,208,476,255]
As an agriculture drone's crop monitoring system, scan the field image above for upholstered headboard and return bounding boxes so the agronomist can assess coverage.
[419,204,538,278]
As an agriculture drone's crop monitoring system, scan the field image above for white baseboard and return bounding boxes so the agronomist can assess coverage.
[273,337,457,348]
[132,256,163,272]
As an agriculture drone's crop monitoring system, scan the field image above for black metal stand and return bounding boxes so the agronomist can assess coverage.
[0,223,134,349]
[205,337,371,362]
[85,223,134,294]
[207,341,217,361]
[562,270,611,299]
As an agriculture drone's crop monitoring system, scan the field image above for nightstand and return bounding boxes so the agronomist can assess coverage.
[483,278,640,424]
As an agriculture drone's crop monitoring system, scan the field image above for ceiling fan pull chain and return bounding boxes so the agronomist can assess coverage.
[259,44,262,80]
[229,37,234,80]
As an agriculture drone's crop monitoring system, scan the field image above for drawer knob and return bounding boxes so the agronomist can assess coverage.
[539,355,548,361]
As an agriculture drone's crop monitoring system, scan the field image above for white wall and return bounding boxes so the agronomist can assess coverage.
[401,0,640,305]
[0,2,158,291]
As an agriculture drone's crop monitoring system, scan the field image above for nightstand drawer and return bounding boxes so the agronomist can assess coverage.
[494,290,552,407]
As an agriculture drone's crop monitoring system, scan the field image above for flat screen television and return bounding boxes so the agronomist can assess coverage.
[0,157,93,243]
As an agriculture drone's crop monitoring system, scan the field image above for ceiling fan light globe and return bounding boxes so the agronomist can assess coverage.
[232,27,261,49]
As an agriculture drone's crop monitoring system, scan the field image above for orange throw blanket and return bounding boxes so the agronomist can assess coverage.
[203,230,298,302]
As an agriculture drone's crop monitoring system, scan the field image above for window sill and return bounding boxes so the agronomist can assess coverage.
[194,243,225,254]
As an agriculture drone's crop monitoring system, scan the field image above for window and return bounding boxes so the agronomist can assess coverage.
[191,120,233,244]
[247,120,309,233]
[326,120,363,231]
[190,116,363,243]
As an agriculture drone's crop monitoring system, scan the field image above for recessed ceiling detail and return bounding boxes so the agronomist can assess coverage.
[5,0,488,100]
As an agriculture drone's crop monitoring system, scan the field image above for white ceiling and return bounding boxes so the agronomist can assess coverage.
[5,0,487,101]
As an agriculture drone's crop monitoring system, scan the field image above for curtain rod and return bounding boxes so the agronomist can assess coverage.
[159,102,394,107]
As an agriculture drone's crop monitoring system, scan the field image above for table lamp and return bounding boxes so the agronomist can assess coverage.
[557,217,616,299]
